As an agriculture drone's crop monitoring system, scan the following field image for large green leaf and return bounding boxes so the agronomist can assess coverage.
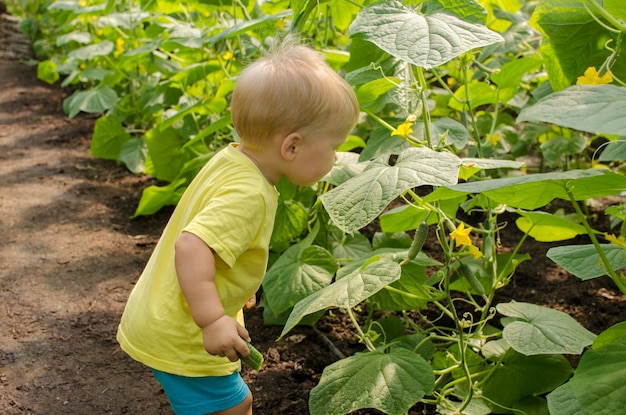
[67,40,114,60]
[64,86,118,118]
[263,242,337,315]
[280,258,401,338]
[515,210,587,242]
[425,169,626,210]
[90,113,130,160]
[547,244,626,281]
[309,348,435,415]
[144,126,186,182]
[529,0,626,90]
[270,200,308,252]
[482,350,572,413]
[517,84,626,136]
[497,302,596,355]
[320,147,460,233]
[349,0,503,69]
[547,382,587,415]
[570,337,626,415]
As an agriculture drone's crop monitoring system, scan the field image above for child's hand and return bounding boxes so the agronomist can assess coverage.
[245,295,256,309]
[201,315,250,362]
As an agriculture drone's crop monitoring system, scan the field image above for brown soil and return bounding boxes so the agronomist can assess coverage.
[1,59,625,415]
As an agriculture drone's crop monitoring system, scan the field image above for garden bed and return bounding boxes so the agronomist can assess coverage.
[1,59,625,415]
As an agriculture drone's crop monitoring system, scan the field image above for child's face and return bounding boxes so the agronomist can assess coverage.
[286,129,347,187]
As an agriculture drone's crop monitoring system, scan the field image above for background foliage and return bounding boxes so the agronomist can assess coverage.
[9,0,626,414]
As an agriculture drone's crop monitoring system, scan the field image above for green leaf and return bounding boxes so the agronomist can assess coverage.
[309,348,435,415]
[599,140,626,161]
[67,41,114,60]
[144,126,186,182]
[449,81,498,111]
[515,210,587,242]
[331,233,373,265]
[90,114,131,160]
[131,178,186,218]
[518,85,626,136]
[546,244,626,281]
[570,337,626,415]
[209,10,292,45]
[323,152,367,187]
[349,0,503,69]
[280,258,401,338]
[482,350,572,413]
[529,0,625,90]
[605,0,626,21]
[37,60,59,85]
[491,55,543,98]
[594,321,626,350]
[425,169,626,210]
[380,205,431,233]
[56,31,92,46]
[64,86,118,118]
[320,147,460,233]
[270,200,308,252]
[413,117,469,148]
[356,77,399,108]
[368,258,440,311]
[263,242,337,315]
[547,382,587,415]
[540,134,587,164]
[118,138,147,174]
[497,301,596,355]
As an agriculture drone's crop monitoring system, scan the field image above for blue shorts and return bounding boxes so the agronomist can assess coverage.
[150,369,250,415]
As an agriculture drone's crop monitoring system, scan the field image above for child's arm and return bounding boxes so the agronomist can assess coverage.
[174,231,251,362]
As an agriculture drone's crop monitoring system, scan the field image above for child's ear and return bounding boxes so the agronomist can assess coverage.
[280,132,302,161]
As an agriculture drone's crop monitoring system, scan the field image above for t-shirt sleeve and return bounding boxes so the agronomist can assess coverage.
[182,184,267,268]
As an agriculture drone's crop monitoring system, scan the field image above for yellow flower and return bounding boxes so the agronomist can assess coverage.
[275,20,286,30]
[451,222,473,247]
[606,233,626,249]
[222,51,233,61]
[467,244,483,259]
[576,67,613,85]
[487,133,501,146]
[79,0,87,7]
[391,120,414,138]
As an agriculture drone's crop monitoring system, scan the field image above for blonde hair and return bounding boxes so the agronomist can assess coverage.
[231,36,359,149]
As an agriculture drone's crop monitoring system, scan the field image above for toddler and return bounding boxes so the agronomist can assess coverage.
[117,36,359,415]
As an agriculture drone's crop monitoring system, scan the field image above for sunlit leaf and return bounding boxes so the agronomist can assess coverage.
[515,210,587,242]
[497,301,596,355]
[547,244,626,281]
[309,348,434,415]
[280,258,401,337]
[518,85,626,136]
[321,147,460,233]
[350,0,503,69]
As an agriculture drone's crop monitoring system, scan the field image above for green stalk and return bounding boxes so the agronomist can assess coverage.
[566,189,626,294]
[346,307,376,351]
[416,67,433,148]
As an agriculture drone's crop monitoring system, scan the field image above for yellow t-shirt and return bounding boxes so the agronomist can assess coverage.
[117,143,278,377]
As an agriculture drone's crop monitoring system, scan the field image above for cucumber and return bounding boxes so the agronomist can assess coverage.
[458,262,485,295]
[240,341,264,371]
[401,222,428,265]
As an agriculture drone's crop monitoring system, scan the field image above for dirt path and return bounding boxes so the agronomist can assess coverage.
[1,58,625,415]
[0,59,176,414]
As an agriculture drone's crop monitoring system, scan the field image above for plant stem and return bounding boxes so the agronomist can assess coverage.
[566,189,626,294]
[346,307,376,351]
[416,67,433,147]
